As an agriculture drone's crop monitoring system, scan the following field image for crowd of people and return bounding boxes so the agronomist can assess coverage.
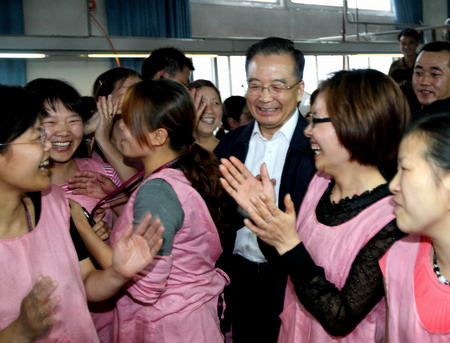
[0,35,449,343]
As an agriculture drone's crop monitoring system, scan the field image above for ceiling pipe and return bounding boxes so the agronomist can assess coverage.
[324,22,450,42]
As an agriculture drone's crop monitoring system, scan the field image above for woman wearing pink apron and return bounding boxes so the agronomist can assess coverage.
[219,69,409,342]
[0,85,162,342]
[381,113,450,341]
[106,79,230,342]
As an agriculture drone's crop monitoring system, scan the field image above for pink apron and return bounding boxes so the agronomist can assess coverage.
[279,173,394,342]
[380,235,450,342]
[0,186,99,342]
[108,168,228,342]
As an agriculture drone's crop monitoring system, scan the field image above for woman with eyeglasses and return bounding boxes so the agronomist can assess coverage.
[381,113,450,341]
[0,85,163,342]
[24,78,132,341]
[219,69,410,342]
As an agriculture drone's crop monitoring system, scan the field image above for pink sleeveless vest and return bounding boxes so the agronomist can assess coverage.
[380,235,450,342]
[278,173,395,343]
[0,186,99,342]
[108,168,227,342]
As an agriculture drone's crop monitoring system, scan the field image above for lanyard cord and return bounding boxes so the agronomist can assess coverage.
[89,157,181,219]
[89,169,144,219]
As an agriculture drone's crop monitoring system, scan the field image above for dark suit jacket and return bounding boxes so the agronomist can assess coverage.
[214,114,316,268]
[214,115,316,340]
[215,115,316,213]
[412,97,450,123]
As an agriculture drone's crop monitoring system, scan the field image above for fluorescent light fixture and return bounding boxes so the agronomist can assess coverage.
[88,54,150,58]
[186,54,219,58]
[88,53,219,58]
[0,53,46,59]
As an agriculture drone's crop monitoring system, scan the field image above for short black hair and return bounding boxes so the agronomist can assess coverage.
[25,78,89,158]
[419,40,450,54]
[318,69,410,166]
[186,79,222,100]
[398,28,420,42]
[418,41,450,69]
[25,78,86,120]
[141,47,194,80]
[245,37,305,81]
[93,67,141,101]
[390,68,413,84]
[223,96,246,121]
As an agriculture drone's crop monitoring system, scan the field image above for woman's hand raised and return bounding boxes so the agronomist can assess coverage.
[111,213,164,279]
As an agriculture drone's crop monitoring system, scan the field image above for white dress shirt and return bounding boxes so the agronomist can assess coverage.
[233,110,299,262]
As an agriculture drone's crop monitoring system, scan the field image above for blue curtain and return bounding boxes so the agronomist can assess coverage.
[392,0,423,25]
[105,0,191,72]
[0,0,26,86]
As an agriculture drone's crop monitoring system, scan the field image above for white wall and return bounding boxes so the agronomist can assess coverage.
[23,0,110,95]
[23,0,107,36]
[26,58,112,96]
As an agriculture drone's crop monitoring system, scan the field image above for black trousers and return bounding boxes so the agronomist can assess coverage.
[227,254,287,343]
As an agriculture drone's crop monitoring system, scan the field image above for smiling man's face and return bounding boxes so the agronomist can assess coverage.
[413,50,450,106]
[246,53,304,139]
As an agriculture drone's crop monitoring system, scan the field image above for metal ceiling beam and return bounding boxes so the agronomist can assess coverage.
[0,35,400,56]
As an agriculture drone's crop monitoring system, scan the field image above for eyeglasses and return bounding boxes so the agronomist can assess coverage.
[306,113,332,128]
[0,126,47,147]
[246,80,301,97]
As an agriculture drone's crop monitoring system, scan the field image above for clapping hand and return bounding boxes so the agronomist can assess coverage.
[244,193,300,256]
[219,156,275,213]
[15,276,59,341]
[111,213,164,279]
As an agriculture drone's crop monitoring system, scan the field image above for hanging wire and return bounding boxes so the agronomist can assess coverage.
[88,0,121,67]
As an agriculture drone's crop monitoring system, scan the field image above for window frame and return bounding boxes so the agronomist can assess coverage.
[190,0,283,9]
[191,0,394,17]
[286,0,394,16]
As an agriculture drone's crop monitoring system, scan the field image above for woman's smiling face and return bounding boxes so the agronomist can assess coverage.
[0,121,52,193]
[195,86,223,137]
[389,133,450,236]
[304,92,350,176]
[41,99,84,164]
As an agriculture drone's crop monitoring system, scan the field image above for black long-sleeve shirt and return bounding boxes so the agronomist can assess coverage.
[280,182,406,337]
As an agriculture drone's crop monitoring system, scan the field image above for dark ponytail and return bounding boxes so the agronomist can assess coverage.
[178,143,234,237]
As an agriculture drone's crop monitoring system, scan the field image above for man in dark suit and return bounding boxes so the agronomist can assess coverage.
[412,41,450,122]
[215,37,316,343]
